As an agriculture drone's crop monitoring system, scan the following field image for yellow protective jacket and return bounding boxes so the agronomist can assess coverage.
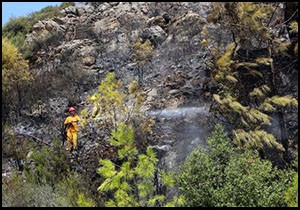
[64,115,80,132]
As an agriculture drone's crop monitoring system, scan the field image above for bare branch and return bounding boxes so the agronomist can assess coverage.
[16,133,52,147]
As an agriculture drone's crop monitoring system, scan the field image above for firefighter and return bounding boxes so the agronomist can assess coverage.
[64,107,80,151]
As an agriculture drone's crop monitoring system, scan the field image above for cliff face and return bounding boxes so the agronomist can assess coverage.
[25,2,216,100]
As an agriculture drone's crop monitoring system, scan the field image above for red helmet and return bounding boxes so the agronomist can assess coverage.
[69,107,76,112]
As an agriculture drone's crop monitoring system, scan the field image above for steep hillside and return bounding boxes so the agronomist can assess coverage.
[2,2,298,207]
[5,2,217,173]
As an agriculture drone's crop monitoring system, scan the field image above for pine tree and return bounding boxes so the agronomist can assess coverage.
[202,3,298,156]
[97,122,184,207]
[81,72,154,145]
[81,72,184,206]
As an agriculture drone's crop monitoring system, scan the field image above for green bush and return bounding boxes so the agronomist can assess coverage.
[55,171,96,207]
[2,172,71,207]
[285,173,298,207]
[2,169,95,207]
[177,124,295,207]
[23,138,69,186]
[3,136,96,207]
[284,154,298,208]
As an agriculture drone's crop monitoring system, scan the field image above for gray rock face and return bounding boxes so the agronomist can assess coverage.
[24,3,218,98]
[94,17,120,34]
[141,25,167,46]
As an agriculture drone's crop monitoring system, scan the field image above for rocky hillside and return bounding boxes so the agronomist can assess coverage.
[5,0,298,174]
[9,2,220,171]
[2,2,298,207]
[25,2,216,105]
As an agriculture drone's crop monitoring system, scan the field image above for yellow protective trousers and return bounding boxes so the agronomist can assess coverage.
[66,130,78,151]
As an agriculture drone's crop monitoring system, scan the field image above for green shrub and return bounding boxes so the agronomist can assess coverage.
[2,169,95,207]
[285,173,298,207]
[177,124,294,207]
[2,171,71,207]
[3,136,96,207]
[55,171,96,207]
[23,138,69,186]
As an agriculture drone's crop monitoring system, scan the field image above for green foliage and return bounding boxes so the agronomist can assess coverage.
[97,123,182,207]
[2,16,31,49]
[177,124,295,207]
[268,95,298,107]
[2,37,33,120]
[233,129,281,149]
[55,171,96,207]
[82,72,181,206]
[2,169,96,207]
[285,173,298,207]
[112,123,138,160]
[3,139,93,207]
[87,72,124,122]
[133,38,154,65]
[81,72,152,143]
[249,85,271,98]
[77,193,96,207]
[3,136,96,207]
[132,38,154,83]
[160,170,175,188]
[4,32,26,51]
[216,43,235,70]
[2,37,32,92]
[203,3,298,152]
[289,21,298,33]
[212,92,285,150]
[283,151,298,207]
[24,138,69,186]
[128,80,139,94]
[2,172,71,207]
[207,3,274,47]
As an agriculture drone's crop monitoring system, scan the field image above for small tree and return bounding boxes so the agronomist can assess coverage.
[97,122,184,207]
[81,72,184,206]
[2,37,33,120]
[210,43,297,151]
[81,72,153,145]
[132,38,154,84]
